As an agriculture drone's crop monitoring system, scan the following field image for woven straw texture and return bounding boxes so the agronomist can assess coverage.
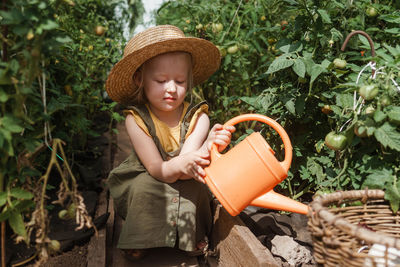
[308,189,400,266]
[106,25,220,105]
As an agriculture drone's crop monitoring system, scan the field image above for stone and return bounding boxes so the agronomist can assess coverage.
[270,235,313,267]
[290,213,313,246]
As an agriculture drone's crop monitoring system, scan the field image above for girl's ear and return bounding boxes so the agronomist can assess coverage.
[133,70,143,87]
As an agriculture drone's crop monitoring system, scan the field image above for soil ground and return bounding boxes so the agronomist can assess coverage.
[33,245,88,267]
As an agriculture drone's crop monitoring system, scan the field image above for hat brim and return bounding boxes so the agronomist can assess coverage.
[106,37,220,105]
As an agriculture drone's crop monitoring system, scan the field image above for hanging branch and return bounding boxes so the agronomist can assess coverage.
[22,139,96,266]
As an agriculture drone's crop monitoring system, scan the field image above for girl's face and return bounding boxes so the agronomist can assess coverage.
[138,52,191,115]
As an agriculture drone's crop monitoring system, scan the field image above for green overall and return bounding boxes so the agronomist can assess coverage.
[107,101,213,251]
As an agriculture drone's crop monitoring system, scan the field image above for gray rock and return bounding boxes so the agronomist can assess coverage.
[270,235,313,266]
[291,213,313,246]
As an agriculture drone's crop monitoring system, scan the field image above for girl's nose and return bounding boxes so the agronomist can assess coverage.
[165,81,177,93]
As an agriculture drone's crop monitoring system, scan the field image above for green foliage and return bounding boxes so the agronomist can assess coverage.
[156,0,400,207]
[0,0,139,250]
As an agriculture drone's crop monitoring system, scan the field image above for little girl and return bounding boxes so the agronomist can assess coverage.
[105,25,235,260]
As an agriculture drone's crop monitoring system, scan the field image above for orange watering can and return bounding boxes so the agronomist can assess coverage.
[204,114,309,216]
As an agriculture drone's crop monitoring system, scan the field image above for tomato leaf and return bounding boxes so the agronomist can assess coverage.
[0,209,11,222]
[362,168,393,189]
[292,58,306,78]
[0,88,8,102]
[266,57,294,74]
[374,122,400,152]
[307,157,324,183]
[285,99,296,115]
[317,9,332,24]
[380,12,400,23]
[9,211,27,241]
[310,64,325,84]
[0,192,6,207]
[388,107,400,124]
[373,110,387,123]
[336,93,353,109]
[1,115,24,133]
[383,44,400,57]
[385,180,400,213]
[10,188,34,200]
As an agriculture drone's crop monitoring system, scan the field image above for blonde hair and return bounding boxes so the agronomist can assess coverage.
[132,52,193,105]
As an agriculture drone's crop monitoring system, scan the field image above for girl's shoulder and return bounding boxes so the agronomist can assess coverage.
[184,101,209,138]
[123,105,152,136]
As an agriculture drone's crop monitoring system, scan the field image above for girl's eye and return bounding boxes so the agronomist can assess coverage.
[176,80,186,84]
[156,80,166,83]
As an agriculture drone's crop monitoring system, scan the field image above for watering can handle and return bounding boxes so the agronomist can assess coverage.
[211,114,293,172]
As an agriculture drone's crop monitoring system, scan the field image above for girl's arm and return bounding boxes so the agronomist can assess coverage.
[125,114,210,183]
[180,112,235,155]
[178,112,235,182]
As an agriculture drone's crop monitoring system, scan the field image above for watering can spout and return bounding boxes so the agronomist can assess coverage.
[249,190,309,215]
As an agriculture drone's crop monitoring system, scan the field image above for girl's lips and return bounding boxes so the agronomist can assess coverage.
[163,97,176,101]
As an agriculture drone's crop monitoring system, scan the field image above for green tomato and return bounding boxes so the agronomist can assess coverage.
[212,23,223,33]
[227,45,239,54]
[364,105,376,116]
[195,23,203,30]
[67,203,76,218]
[366,7,378,17]
[379,94,392,107]
[241,43,249,50]
[359,84,379,100]
[49,240,61,252]
[58,209,69,220]
[333,58,346,69]
[354,122,368,138]
[324,131,347,151]
[216,45,226,57]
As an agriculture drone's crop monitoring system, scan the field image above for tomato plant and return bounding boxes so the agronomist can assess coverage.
[157,0,400,209]
[0,0,137,264]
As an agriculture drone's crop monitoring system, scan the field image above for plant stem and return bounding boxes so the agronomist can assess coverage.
[336,157,349,189]
[293,183,313,200]
[287,178,293,197]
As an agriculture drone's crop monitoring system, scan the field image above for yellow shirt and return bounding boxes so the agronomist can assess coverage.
[124,102,209,153]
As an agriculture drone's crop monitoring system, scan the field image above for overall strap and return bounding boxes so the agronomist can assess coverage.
[179,101,207,147]
[125,105,169,160]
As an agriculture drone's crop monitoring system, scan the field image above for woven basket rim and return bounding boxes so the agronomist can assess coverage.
[309,189,400,249]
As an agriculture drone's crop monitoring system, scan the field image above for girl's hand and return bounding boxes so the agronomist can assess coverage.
[205,124,236,152]
[177,150,210,183]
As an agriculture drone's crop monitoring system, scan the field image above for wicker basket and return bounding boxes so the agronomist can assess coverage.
[308,189,400,267]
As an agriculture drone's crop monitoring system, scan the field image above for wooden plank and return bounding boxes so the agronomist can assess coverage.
[105,196,115,267]
[86,186,108,267]
[212,201,279,267]
[87,130,113,267]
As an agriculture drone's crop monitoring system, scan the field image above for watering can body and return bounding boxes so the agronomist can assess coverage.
[204,114,308,216]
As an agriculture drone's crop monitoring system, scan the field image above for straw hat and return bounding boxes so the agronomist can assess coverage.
[106,25,221,104]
